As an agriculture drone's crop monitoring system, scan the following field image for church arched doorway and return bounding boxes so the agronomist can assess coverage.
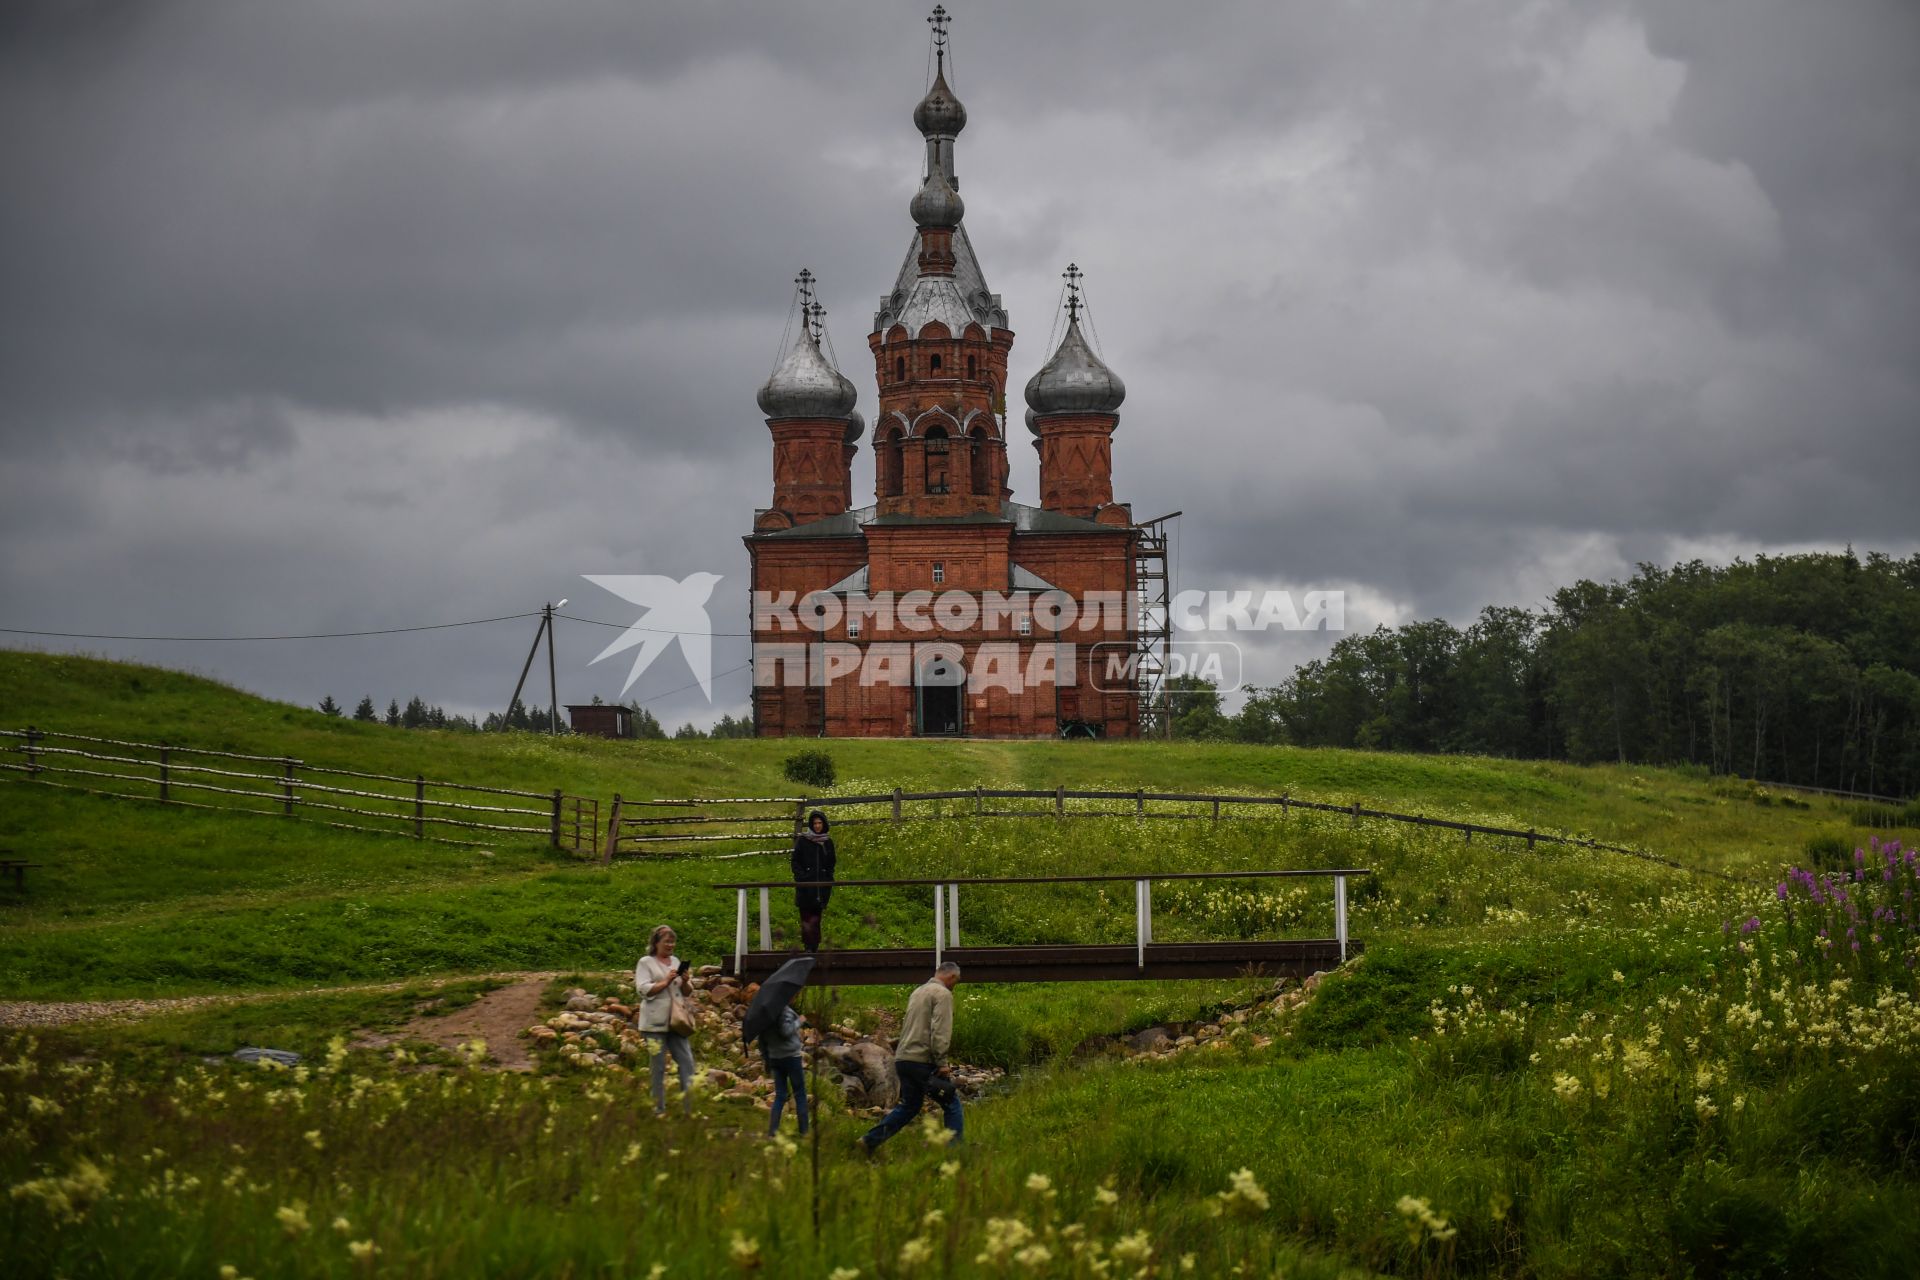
[914,644,966,736]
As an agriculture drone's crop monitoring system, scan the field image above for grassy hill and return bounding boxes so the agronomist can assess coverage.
[5,650,1918,1277]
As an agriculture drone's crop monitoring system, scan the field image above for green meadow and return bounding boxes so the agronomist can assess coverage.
[4,651,1918,1277]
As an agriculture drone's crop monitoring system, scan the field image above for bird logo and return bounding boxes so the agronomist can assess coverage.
[581,573,723,698]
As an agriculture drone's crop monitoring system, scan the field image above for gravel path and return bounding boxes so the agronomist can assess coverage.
[0,971,564,1030]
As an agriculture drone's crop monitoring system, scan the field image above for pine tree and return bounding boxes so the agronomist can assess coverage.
[385,699,402,728]
[402,696,430,729]
[318,695,341,717]
[353,696,378,723]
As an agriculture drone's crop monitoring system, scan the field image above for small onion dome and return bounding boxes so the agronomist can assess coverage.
[757,329,857,419]
[913,64,967,137]
[843,408,866,445]
[1025,407,1041,437]
[910,168,965,228]
[1024,317,1126,416]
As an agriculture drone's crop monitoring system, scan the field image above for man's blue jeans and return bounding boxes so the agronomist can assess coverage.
[861,1059,963,1149]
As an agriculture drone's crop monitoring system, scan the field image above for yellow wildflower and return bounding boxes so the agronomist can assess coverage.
[276,1200,312,1236]
[347,1239,379,1260]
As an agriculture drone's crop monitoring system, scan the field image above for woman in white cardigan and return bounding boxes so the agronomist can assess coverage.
[634,924,696,1117]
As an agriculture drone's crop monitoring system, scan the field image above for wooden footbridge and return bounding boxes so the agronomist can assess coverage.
[716,868,1369,985]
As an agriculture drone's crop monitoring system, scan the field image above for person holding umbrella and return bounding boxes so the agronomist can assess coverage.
[791,810,836,952]
[742,955,815,1137]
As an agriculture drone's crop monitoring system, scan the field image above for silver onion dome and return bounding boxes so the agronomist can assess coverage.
[909,168,965,228]
[913,64,967,137]
[757,329,858,419]
[843,408,866,446]
[1024,317,1126,416]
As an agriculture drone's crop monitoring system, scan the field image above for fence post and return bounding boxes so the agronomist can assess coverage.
[412,775,424,838]
[1464,827,1472,845]
[1211,797,1220,823]
[734,889,749,976]
[602,793,623,866]
[1350,799,1361,827]
[1281,792,1289,820]
[892,788,903,823]
[758,887,771,952]
[1055,785,1064,818]
[1526,829,1536,850]
[158,745,170,803]
[283,759,298,818]
[934,885,945,967]
[1135,879,1148,969]
[1335,874,1349,963]
[947,882,959,947]
[21,726,39,778]
[550,789,562,849]
[973,785,982,815]
[1135,788,1145,819]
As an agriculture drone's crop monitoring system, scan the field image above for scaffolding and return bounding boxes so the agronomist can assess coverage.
[1132,510,1179,738]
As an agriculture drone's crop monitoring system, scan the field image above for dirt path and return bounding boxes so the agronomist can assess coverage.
[0,971,561,1031]
[353,977,553,1071]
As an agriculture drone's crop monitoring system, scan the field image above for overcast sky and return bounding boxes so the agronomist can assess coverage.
[2,0,1916,728]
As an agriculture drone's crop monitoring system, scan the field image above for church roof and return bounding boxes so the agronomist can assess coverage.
[749,501,1123,541]
[874,224,1007,333]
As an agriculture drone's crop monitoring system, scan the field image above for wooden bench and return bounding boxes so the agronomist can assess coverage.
[0,857,42,891]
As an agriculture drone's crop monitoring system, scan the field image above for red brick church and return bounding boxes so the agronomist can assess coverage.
[746,11,1142,739]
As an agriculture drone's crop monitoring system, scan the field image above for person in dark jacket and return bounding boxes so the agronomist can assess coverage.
[791,810,835,952]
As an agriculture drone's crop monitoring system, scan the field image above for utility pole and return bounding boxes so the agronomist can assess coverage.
[503,599,567,733]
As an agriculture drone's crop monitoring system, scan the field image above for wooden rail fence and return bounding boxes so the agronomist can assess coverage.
[611,785,1695,873]
[1,726,597,852]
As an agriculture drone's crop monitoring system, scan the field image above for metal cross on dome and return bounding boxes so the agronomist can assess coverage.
[1062,262,1084,322]
[807,299,827,342]
[929,6,950,52]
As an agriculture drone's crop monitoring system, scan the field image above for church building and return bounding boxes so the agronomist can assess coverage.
[746,10,1143,739]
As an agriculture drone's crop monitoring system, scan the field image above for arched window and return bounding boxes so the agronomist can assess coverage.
[966,354,977,380]
[882,428,904,497]
[895,356,906,382]
[929,354,943,375]
[924,426,950,494]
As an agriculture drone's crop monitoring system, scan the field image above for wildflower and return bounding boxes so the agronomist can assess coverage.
[728,1232,761,1269]
[305,1130,325,1152]
[647,1265,667,1279]
[25,1096,61,1117]
[10,1158,112,1223]
[1013,1243,1054,1269]
[1396,1195,1457,1244]
[919,1113,955,1147]
[828,1270,860,1280]
[347,1239,380,1261]
[1694,1095,1718,1120]
[1220,1167,1269,1211]
[1025,1172,1053,1194]
[623,1142,643,1166]
[939,1160,960,1178]
[1552,1073,1583,1100]
[1093,1184,1120,1206]
[976,1217,1035,1264]
[332,1216,352,1234]
[1611,970,1625,983]
[923,1208,946,1227]
[1181,1256,1197,1272]
[276,1200,312,1236]
[1112,1230,1153,1262]
[899,1237,935,1266]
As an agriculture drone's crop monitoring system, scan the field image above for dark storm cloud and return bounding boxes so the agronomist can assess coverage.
[1,0,1915,720]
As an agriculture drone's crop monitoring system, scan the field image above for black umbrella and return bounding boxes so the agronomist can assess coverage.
[741,955,816,1048]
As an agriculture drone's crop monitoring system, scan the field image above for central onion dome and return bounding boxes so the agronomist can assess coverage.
[1024,318,1126,416]
[910,167,965,228]
[913,64,967,137]
[757,329,858,420]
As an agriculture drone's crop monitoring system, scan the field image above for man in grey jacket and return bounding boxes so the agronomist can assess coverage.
[860,961,963,1152]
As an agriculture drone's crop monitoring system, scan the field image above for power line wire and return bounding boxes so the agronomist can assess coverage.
[0,613,543,643]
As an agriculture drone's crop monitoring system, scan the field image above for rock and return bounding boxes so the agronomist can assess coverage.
[565,994,601,1012]
[604,1003,634,1019]
[845,1042,897,1109]
[1174,1035,1196,1048]
[527,1027,558,1043]
[694,965,722,977]
[1196,1025,1220,1041]
[704,1069,738,1090]
[1126,1027,1172,1054]
[234,1047,301,1068]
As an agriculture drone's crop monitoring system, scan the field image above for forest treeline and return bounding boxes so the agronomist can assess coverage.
[1175,551,1920,798]
[312,694,753,740]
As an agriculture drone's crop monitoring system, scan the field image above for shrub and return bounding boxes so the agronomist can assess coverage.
[782,749,836,789]
[1803,832,1855,869]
